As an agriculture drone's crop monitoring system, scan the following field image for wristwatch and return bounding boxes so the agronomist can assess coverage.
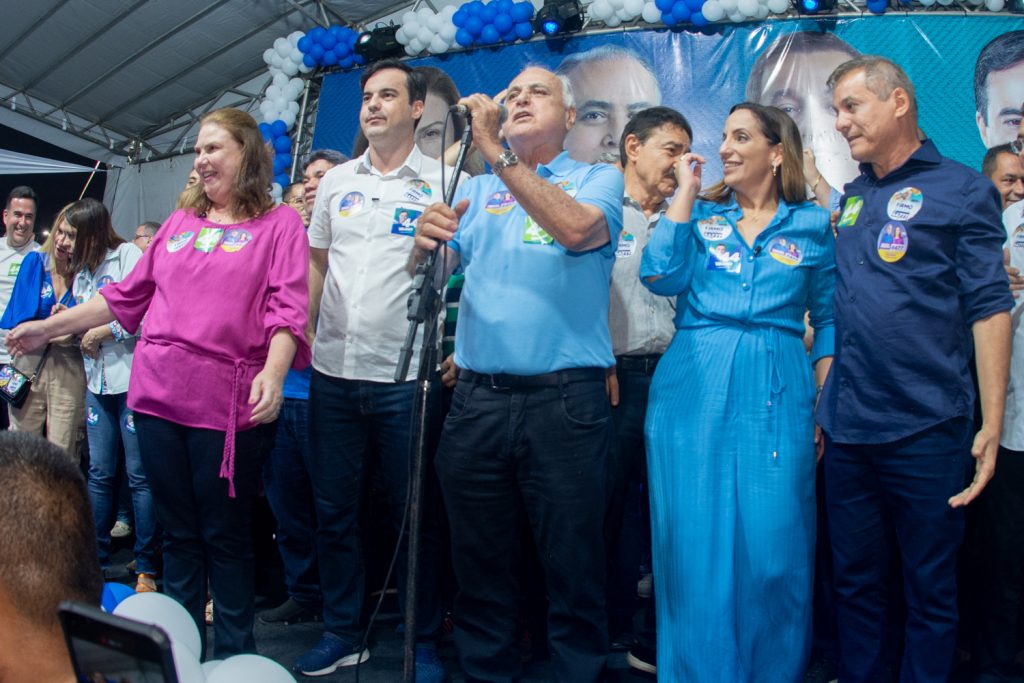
[493,149,519,176]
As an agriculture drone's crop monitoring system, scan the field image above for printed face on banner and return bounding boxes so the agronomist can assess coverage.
[749,34,861,191]
[416,91,457,160]
[561,50,662,164]
[977,62,1024,149]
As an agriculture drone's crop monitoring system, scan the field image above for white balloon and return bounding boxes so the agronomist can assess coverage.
[417,26,434,44]
[737,0,759,15]
[280,111,296,129]
[625,0,645,15]
[429,35,449,53]
[427,13,442,31]
[641,1,661,21]
[270,54,284,69]
[616,6,633,19]
[729,9,747,20]
[272,73,288,88]
[290,47,303,63]
[702,0,725,20]
[402,11,418,24]
[288,31,304,45]
[985,0,1005,8]
[172,642,205,683]
[592,0,613,18]
[114,594,202,660]
[440,23,457,41]
[405,18,421,38]
[266,84,282,100]
[605,13,622,25]
[298,60,313,74]
[417,6,433,21]
[206,655,297,683]
[396,26,409,43]
[201,660,223,676]
[766,0,788,11]
[282,61,298,76]
[275,38,291,57]
[442,4,458,18]
[287,101,301,114]
[288,77,303,94]
[406,44,421,56]
[263,48,275,64]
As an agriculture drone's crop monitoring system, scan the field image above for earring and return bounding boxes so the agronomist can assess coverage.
[771,163,778,177]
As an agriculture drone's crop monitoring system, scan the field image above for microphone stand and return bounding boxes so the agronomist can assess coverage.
[395,119,473,682]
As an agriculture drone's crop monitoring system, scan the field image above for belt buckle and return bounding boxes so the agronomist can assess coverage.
[486,373,502,390]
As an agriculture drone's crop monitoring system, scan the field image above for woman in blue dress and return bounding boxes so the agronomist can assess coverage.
[640,103,835,682]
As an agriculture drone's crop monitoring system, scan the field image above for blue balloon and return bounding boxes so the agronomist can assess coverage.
[494,12,514,32]
[685,0,703,12]
[655,0,676,12]
[480,4,498,22]
[273,136,292,153]
[101,583,135,612]
[671,2,692,21]
[322,49,338,66]
[501,29,517,42]
[340,55,354,69]
[309,43,325,60]
[320,32,337,49]
[691,10,709,25]
[303,53,317,68]
[277,152,292,168]
[297,36,312,53]
[335,41,352,57]
[867,0,886,12]
[453,8,468,26]
[465,16,484,37]
[511,1,534,20]
[480,24,500,44]
[456,27,474,46]
[328,24,345,37]
[661,10,678,24]
[496,0,514,11]
[308,26,326,43]
[275,173,290,188]
[258,122,272,140]
[354,53,365,65]
[467,0,485,15]
[273,156,287,174]
[514,21,533,39]
[270,120,287,138]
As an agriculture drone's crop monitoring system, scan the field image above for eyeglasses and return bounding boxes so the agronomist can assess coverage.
[133,234,152,243]
[1012,137,1024,155]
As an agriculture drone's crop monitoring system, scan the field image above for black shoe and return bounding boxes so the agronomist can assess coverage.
[610,632,635,652]
[627,642,656,676]
[102,565,130,581]
[804,656,838,683]
[258,597,320,625]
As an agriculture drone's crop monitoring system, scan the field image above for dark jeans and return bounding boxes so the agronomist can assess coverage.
[970,446,1024,682]
[824,418,972,683]
[307,371,442,646]
[262,397,321,609]
[135,412,275,659]
[607,357,656,647]
[436,374,612,683]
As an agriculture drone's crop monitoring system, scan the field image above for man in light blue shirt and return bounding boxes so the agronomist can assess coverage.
[412,65,623,683]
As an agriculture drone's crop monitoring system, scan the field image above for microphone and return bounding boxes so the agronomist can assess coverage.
[449,103,508,124]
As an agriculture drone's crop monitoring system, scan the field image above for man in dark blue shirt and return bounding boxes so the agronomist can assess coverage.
[816,56,1012,683]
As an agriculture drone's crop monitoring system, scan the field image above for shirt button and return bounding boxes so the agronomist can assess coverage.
[858,259,865,265]
[747,255,754,262]
[840,379,850,388]
[742,283,750,290]
[848,295,855,302]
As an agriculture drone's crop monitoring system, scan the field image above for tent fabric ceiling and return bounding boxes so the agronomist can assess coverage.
[0,0,400,163]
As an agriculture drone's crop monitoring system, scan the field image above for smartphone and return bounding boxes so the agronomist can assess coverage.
[58,601,179,683]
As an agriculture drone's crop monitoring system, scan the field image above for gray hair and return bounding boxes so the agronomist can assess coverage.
[519,63,575,110]
[828,55,917,121]
[555,45,660,104]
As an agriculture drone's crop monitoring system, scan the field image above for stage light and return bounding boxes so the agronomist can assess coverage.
[795,0,835,13]
[354,25,403,62]
[533,0,584,36]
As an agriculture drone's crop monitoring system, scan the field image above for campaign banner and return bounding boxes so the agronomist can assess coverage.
[313,15,1024,190]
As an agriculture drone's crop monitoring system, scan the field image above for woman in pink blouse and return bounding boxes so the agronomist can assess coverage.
[8,108,310,658]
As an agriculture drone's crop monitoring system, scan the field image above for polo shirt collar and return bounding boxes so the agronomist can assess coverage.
[859,138,941,180]
[535,150,576,179]
[356,144,425,178]
[708,193,794,226]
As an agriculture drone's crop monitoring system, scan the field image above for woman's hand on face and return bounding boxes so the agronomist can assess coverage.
[248,368,284,424]
[673,153,705,201]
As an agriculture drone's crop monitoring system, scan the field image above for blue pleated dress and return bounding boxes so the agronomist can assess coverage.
[639,196,835,682]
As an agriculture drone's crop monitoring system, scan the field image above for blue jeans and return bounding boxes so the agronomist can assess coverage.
[262,397,321,608]
[435,374,612,683]
[824,418,972,683]
[135,412,275,659]
[86,392,159,574]
[307,371,443,645]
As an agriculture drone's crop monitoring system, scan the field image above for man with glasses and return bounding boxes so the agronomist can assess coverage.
[282,182,307,226]
[132,222,159,252]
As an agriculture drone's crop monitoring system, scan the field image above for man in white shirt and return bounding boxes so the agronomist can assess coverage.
[0,186,41,429]
[297,60,456,681]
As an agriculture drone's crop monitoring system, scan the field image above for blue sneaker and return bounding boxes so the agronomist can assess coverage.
[415,644,445,683]
[294,633,369,677]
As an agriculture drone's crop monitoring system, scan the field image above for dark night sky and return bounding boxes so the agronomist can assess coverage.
[0,122,107,239]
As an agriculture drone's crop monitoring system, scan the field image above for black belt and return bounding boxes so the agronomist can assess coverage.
[616,354,662,374]
[460,367,606,389]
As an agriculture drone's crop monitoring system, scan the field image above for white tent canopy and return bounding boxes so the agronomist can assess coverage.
[0,148,99,175]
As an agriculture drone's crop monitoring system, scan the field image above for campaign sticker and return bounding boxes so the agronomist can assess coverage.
[876,222,909,263]
[391,207,421,237]
[403,179,432,202]
[768,237,803,266]
[193,227,224,253]
[7,263,19,277]
[706,244,742,274]
[97,275,115,289]
[87,406,99,426]
[556,179,577,198]
[220,228,253,253]
[616,232,636,258]
[166,231,195,253]
[485,191,517,215]
[1012,224,1024,250]
[523,216,554,245]
[124,412,136,434]
[887,187,923,221]
[338,192,365,217]
[698,215,732,242]
[0,365,12,388]
[40,282,53,300]
[6,373,25,396]
[837,196,863,228]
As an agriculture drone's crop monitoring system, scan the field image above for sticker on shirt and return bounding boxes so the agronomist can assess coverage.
[484,191,517,215]
[555,179,577,198]
[876,222,909,263]
[124,412,136,435]
[403,179,432,202]
[523,216,554,245]
[220,228,253,253]
[697,215,732,242]
[193,227,224,253]
[86,406,99,426]
[768,237,803,266]
[40,282,53,299]
[706,244,742,274]
[7,263,19,277]
[616,232,636,258]
[338,192,365,218]
[97,275,115,289]
[887,187,923,221]
[837,196,863,228]
[1013,224,1024,250]
[166,230,195,253]
[391,207,421,237]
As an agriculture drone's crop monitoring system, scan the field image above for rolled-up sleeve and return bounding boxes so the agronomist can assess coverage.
[640,215,697,297]
[264,213,311,370]
[957,176,1014,324]
[807,220,837,364]
[575,163,625,250]
[101,215,171,333]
